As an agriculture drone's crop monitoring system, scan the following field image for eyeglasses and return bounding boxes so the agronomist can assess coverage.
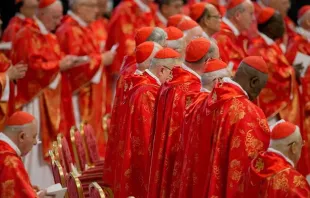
[208,15,221,20]
[287,140,305,147]
[162,65,172,71]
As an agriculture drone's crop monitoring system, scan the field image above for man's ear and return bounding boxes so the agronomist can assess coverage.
[249,76,259,88]
[291,142,297,154]
[19,131,25,142]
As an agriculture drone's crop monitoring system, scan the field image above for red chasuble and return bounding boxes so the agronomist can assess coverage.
[0,53,10,129]
[247,35,301,126]
[179,80,270,198]
[90,17,110,113]
[245,150,310,197]
[105,0,156,75]
[117,71,160,198]
[11,19,62,160]
[147,66,201,198]
[103,57,137,188]
[56,14,105,154]
[0,140,37,198]
[212,21,246,73]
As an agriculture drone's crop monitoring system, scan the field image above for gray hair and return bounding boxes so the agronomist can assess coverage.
[201,68,231,87]
[269,126,301,152]
[137,43,163,69]
[150,57,181,69]
[166,37,185,50]
[225,3,246,19]
[147,27,167,46]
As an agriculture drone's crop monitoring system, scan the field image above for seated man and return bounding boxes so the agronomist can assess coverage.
[245,120,310,197]
[0,111,47,197]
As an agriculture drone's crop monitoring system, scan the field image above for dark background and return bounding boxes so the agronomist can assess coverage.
[0,0,309,30]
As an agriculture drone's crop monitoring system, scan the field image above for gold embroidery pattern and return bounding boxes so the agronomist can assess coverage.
[4,156,19,169]
[293,175,306,188]
[272,172,289,191]
[260,88,276,104]
[245,130,264,159]
[231,136,241,149]
[1,180,14,198]
[228,98,245,125]
[254,158,264,172]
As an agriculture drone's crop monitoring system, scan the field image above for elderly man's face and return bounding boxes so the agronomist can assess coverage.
[44,3,63,32]
[18,122,38,156]
[238,1,255,31]
[76,0,99,24]
[161,0,184,19]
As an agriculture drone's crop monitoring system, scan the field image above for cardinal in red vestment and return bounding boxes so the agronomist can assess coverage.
[245,120,310,197]
[177,19,204,45]
[212,0,254,73]
[90,0,110,113]
[56,0,116,158]
[11,0,81,188]
[116,48,181,198]
[189,2,221,39]
[103,42,163,192]
[2,0,39,57]
[147,37,217,198]
[0,112,48,198]
[181,56,270,198]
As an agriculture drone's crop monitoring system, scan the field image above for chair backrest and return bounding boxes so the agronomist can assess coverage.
[89,182,106,198]
[102,113,111,141]
[81,123,100,165]
[71,127,88,172]
[51,160,66,187]
[57,134,74,173]
[67,173,84,198]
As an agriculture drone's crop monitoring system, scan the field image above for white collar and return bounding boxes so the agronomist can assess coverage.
[156,11,167,26]
[182,63,201,81]
[267,148,295,168]
[33,16,49,35]
[133,0,150,13]
[259,32,274,46]
[222,17,240,36]
[135,69,143,75]
[201,87,211,93]
[16,13,26,20]
[0,133,21,156]
[145,69,161,85]
[68,10,88,27]
[296,27,310,41]
[222,77,248,97]
[257,0,267,8]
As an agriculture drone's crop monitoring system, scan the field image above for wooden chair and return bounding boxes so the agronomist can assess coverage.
[70,126,88,173]
[57,133,75,174]
[67,173,84,198]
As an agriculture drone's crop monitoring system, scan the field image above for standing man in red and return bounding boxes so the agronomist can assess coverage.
[106,0,157,98]
[147,37,218,198]
[213,0,254,73]
[104,42,163,193]
[56,0,116,157]
[12,0,78,188]
[0,112,50,198]
[245,120,310,197]
[2,0,39,57]
[118,48,181,198]
[189,56,270,197]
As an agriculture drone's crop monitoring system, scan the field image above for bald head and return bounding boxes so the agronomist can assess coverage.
[37,0,63,32]
[226,0,254,32]
[4,112,38,157]
[70,0,99,24]
[269,124,303,166]
[232,62,268,101]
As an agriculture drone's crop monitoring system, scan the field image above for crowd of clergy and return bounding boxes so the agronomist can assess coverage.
[0,0,310,197]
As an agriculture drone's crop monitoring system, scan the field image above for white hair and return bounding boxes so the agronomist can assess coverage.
[147,27,167,46]
[137,43,163,69]
[269,126,301,151]
[150,57,181,69]
[183,26,202,37]
[225,1,246,18]
[4,121,36,134]
[166,37,184,50]
[201,68,231,87]
[37,0,62,12]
